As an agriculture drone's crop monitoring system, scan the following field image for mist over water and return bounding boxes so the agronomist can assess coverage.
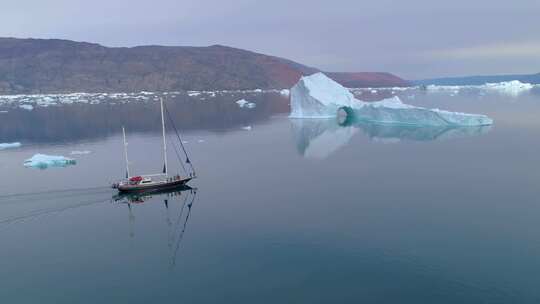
[1,88,540,303]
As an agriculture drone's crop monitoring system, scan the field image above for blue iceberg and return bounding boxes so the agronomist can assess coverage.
[23,154,76,169]
[290,73,493,126]
[347,96,493,126]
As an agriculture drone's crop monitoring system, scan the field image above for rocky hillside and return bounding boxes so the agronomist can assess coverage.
[0,38,409,94]
[326,72,409,88]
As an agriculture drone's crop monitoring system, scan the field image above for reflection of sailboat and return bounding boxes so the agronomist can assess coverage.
[112,185,193,204]
[291,118,492,159]
[113,186,198,268]
[112,98,196,193]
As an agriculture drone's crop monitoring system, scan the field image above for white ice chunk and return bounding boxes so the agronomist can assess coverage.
[280,89,290,96]
[236,99,249,108]
[241,126,252,131]
[0,142,21,150]
[426,81,536,97]
[481,80,534,96]
[24,154,76,168]
[19,104,34,111]
[236,99,256,109]
[290,73,493,126]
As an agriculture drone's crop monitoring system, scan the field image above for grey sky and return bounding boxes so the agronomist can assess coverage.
[1,0,539,79]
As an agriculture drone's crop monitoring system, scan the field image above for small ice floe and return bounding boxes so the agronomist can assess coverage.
[182,140,189,144]
[24,154,76,169]
[70,150,92,155]
[426,84,458,90]
[236,99,257,109]
[0,110,8,113]
[236,99,249,107]
[0,142,21,150]
[280,89,290,96]
[197,139,205,143]
[370,89,378,94]
[425,81,536,97]
[241,126,252,131]
[36,96,57,107]
[19,104,34,111]
[188,91,201,97]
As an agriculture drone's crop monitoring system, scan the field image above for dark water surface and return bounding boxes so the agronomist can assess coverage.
[1,89,540,303]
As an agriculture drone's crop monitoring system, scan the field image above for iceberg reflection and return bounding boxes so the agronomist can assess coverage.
[291,118,491,159]
[358,122,492,143]
[291,119,357,160]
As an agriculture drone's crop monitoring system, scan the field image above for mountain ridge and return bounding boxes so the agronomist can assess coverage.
[0,37,409,94]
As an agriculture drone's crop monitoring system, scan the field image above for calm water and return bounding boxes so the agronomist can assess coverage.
[1,88,540,303]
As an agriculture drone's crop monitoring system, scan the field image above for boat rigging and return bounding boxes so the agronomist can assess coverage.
[112,98,196,193]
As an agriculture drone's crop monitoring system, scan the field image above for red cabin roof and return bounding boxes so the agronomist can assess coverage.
[129,176,143,182]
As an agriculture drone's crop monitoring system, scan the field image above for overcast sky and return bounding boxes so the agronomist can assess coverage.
[1,0,539,79]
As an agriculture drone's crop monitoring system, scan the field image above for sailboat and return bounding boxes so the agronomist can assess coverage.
[112,98,196,193]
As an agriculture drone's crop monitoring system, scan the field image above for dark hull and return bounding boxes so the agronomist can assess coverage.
[117,178,192,193]
[112,185,194,203]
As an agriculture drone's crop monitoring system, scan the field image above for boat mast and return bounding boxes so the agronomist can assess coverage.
[161,98,168,176]
[122,126,130,178]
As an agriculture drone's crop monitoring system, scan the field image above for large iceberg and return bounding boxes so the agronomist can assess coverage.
[290,73,359,118]
[290,73,493,126]
[23,154,76,169]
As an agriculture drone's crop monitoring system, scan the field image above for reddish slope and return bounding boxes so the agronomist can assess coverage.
[326,72,410,88]
[0,38,409,94]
